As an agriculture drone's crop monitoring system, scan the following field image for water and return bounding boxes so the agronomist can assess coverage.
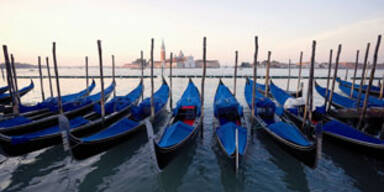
[0,68,384,192]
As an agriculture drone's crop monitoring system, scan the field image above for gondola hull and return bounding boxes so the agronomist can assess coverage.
[0,81,34,105]
[322,131,384,160]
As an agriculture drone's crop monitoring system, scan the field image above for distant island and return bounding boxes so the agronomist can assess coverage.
[0,62,37,68]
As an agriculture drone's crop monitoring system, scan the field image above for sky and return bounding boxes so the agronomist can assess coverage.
[1,0,383,66]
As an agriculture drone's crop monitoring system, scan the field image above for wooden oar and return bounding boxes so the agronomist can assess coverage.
[201,37,207,138]
[97,40,106,122]
[233,50,238,96]
[296,52,303,97]
[356,43,370,108]
[350,50,360,97]
[169,52,173,110]
[327,44,342,112]
[358,35,381,130]
[324,49,333,108]
[287,59,291,91]
[38,56,45,101]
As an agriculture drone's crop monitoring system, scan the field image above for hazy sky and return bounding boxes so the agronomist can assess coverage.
[1,0,383,66]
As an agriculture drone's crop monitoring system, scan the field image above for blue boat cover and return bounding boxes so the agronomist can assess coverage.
[93,81,143,115]
[158,121,194,148]
[10,117,89,144]
[81,118,139,142]
[338,83,384,107]
[216,122,247,155]
[337,78,382,93]
[172,80,201,116]
[322,120,384,145]
[131,81,169,121]
[315,82,360,108]
[0,85,8,93]
[0,80,34,99]
[267,122,311,146]
[19,80,96,113]
[214,81,243,118]
[244,79,277,116]
[0,116,32,128]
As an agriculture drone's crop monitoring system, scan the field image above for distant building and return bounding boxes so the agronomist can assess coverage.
[194,60,220,68]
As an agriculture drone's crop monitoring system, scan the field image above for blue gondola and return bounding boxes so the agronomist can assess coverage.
[315,81,360,109]
[337,77,383,97]
[0,80,143,156]
[18,80,96,114]
[337,80,384,107]
[0,82,115,135]
[0,85,8,94]
[213,80,247,170]
[249,79,318,168]
[270,81,384,160]
[154,79,202,169]
[0,80,34,104]
[67,78,169,160]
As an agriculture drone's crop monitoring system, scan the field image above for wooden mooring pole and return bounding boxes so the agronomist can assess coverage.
[150,38,155,120]
[201,37,207,138]
[324,49,333,108]
[38,56,45,101]
[358,35,381,130]
[97,40,106,122]
[297,52,303,97]
[356,43,370,108]
[233,50,238,96]
[46,57,54,98]
[327,44,342,112]
[265,51,271,97]
[350,50,360,97]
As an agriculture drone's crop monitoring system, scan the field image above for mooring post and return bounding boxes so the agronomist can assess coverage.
[358,35,381,130]
[264,51,271,97]
[251,36,258,121]
[379,74,384,99]
[112,55,116,97]
[356,43,371,108]
[52,42,63,114]
[97,40,106,122]
[0,60,4,81]
[10,54,21,110]
[234,50,238,96]
[2,45,16,109]
[150,38,155,120]
[287,59,291,91]
[297,52,303,97]
[327,44,342,112]
[302,41,316,130]
[140,50,144,101]
[351,50,360,97]
[169,52,173,110]
[46,57,54,98]
[201,37,207,138]
[324,49,333,108]
[344,68,349,81]
[85,56,89,95]
[38,56,45,101]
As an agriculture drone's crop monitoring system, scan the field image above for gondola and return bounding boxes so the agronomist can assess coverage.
[213,80,248,170]
[0,80,34,105]
[67,78,169,160]
[252,80,303,98]
[18,80,96,114]
[0,85,8,94]
[0,82,115,135]
[246,79,318,168]
[315,81,359,109]
[0,80,143,156]
[337,80,384,107]
[337,77,383,97]
[154,79,202,169]
[270,81,384,159]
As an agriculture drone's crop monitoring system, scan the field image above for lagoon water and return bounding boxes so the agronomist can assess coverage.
[0,67,384,192]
